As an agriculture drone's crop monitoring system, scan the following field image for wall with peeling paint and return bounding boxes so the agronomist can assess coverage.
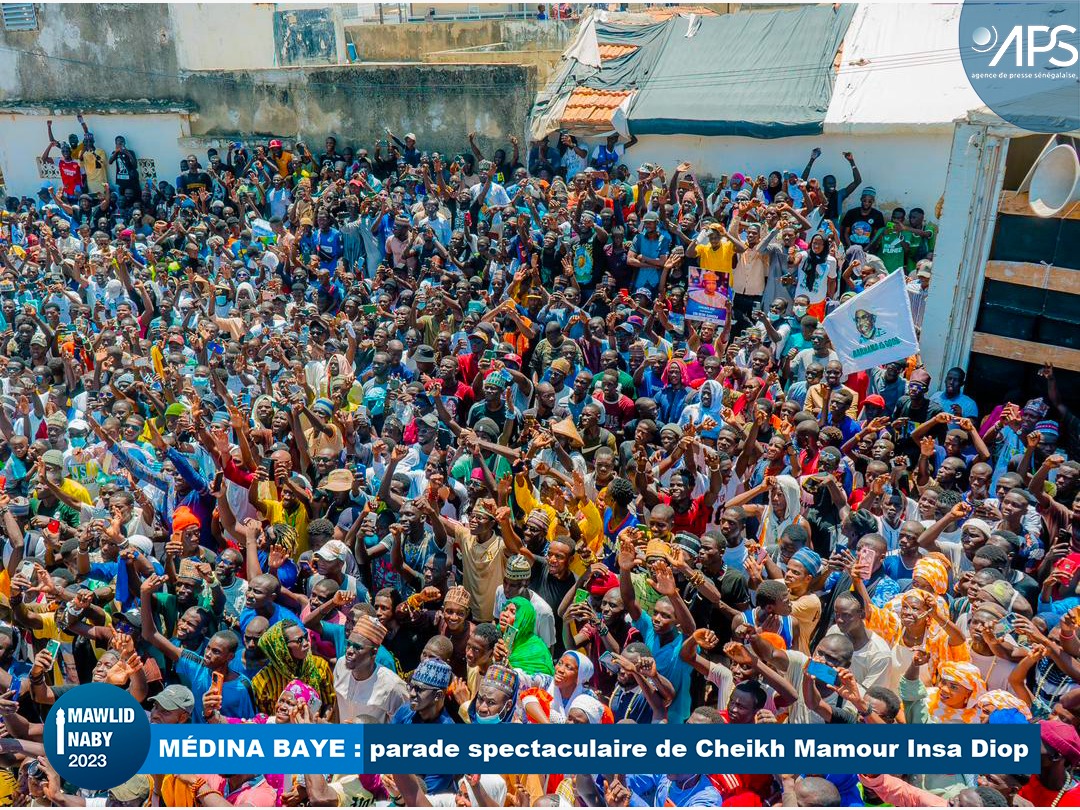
[0,4,183,103]
[0,4,536,195]
[181,64,534,157]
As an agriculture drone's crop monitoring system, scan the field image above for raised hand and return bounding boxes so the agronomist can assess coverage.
[648,560,677,596]
[616,534,638,573]
[723,641,754,665]
[692,628,719,650]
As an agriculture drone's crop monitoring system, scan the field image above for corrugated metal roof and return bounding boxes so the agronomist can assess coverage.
[561,88,633,125]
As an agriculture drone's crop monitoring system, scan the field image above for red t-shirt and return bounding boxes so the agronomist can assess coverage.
[58,159,82,197]
[457,352,479,386]
[661,493,710,536]
[1018,776,1080,807]
[844,369,869,406]
[592,391,636,431]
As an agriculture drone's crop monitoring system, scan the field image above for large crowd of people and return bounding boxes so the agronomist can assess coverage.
[0,115,1076,808]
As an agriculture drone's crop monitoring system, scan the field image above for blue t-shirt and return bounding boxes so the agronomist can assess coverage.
[229,649,264,681]
[390,705,456,793]
[882,550,916,584]
[317,621,397,672]
[177,651,256,723]
[631,613,692,724]
[655,775,723,807]
[630,230,673,290]
[238,603,302,634]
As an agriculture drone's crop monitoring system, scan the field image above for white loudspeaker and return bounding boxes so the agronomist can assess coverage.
[1028,143,1080,218]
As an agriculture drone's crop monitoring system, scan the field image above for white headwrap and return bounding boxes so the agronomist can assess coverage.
[759,474,803,546]
[463,775,508,808]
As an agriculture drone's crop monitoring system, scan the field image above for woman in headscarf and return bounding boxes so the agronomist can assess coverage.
[325,353,352,398]
[728,475,807,550]
[455,775,509,808]
[206,678,321,725]
[976,689,1033,722]
[518,650,594,724]
[854,574,971,690]
[793,232,837,320]
[902,658,987,724]
[251,395,277,433]
[249,619,335,716]
[655,359,690,425]
[763,171,784,204]
[567,693,614,724]
[498,597,554,676]
[679,380,725,441]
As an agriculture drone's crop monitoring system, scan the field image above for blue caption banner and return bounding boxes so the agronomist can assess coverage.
[143,724,1039,776]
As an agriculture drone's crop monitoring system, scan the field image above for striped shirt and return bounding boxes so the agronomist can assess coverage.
[906,279,929,327]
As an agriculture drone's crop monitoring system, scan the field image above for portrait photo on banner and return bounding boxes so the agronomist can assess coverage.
[685,266,732,324]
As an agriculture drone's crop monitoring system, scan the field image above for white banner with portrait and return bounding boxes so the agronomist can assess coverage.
[822,270,919,374]
[685,267,732,325]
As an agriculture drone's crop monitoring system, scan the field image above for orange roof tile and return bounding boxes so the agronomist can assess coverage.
[560,88,633,126]
[642,4,718,21]
[599,43,639,60]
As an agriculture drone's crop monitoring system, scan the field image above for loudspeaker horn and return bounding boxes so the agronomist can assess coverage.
[1028,142,1080,218]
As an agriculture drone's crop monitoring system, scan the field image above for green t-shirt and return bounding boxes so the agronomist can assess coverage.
[903,224,937,272]
[590,370,636,399]
[876,229,906,273]
[449,453,512,485]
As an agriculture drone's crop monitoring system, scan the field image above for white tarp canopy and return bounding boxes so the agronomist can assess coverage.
[825,3,984,134]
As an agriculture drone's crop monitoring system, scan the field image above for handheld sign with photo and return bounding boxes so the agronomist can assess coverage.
[822,270,919,374]
[685,266,732,324]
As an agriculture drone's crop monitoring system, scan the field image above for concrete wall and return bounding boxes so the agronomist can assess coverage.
[168,4,276,70]
[0,4,537,195]
[0,4,183,103]
[347,18,573,61]
[626,132,954,215]
[181,63,535,158]
[0,111,190,198]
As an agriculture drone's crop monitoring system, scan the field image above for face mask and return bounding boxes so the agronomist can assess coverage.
[473,712,501,724]
[769,314,783,324]
[192,376,210,392]
[215,295,228,307]
[69,435,87,449]
[792,305,807,318]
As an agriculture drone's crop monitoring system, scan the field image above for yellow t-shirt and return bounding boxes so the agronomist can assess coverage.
[790,593,822,654]
[31,611,76,682]
[259,493,310,557]
[81,148,109,193]
[696,239,735,273]
[61,478,94,506]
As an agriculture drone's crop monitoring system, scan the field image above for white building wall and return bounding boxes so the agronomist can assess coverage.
[625,132,955,214]
[0,112,189,198]
[169,4,277,70]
